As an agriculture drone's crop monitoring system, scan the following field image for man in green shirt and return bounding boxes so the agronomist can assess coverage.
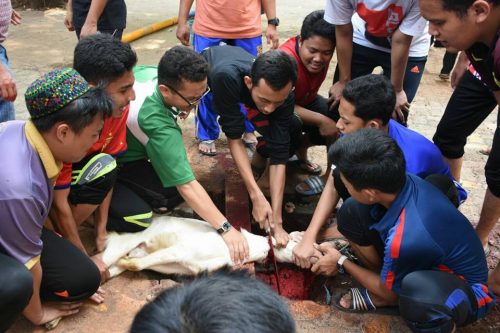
[110,46,248,264]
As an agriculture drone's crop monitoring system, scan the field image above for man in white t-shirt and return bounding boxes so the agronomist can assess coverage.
[325,0,430,125]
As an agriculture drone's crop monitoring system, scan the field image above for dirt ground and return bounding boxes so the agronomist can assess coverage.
[4,0,500,332]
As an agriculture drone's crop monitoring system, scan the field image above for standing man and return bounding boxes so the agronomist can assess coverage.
[418,0,500,296]
[176,0,279,156]
[202,45,297,246]
[64,0,126,39]
[0,0,20,122]
[0,69,110,329]
[325,0,430,123]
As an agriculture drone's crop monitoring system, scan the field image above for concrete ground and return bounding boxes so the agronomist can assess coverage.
[5,0,500,332]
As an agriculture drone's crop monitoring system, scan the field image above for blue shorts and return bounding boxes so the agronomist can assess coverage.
[193,34,262,141]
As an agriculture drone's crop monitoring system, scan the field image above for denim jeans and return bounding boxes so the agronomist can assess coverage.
[0,44,15,122]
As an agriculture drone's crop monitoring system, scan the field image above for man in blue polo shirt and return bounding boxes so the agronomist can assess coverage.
[293,74,466,268]
[311,129,494,332]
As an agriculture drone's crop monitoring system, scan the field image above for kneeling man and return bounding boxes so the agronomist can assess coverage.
[312,129,494,332]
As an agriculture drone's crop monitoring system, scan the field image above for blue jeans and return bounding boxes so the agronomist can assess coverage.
[0,45,14,122]
[193,34,262,141]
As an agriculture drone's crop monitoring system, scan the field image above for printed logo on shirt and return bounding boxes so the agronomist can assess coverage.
[357,3,404,37]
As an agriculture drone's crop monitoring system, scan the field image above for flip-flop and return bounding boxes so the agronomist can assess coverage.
[332,288,399,316]
[295,175,325,196]
[288,159,322,174]
[198,140,217,156]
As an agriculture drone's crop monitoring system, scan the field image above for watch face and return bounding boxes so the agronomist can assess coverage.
[269,18,280,26]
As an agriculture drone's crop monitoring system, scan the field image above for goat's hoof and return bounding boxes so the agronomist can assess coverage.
[118,258,141,271]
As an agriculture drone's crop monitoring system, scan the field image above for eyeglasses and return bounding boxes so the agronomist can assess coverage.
[166,84,211,107]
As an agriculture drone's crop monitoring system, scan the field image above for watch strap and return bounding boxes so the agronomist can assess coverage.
[217,220,232,235]
[337,255,348,274]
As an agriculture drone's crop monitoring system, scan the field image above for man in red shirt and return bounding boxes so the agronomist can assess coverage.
[49,34,136,286]
[279,10,338,196]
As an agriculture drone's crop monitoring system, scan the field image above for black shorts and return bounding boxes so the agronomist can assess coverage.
[433,70,500,196]
[68,153,118,206]
[300,95,340,146]
[255,114,303,159]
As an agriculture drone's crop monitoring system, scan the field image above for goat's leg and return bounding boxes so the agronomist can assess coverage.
[117,246,185,272]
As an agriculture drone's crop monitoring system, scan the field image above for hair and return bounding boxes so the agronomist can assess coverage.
[342,74,396,125]
[441,0,499,17]
[32,88,113,134]
[300,10,336,45]
[328,129,406,194]
[158,46,209,89]
[251,50,297,90]
[73,34,137,85]
[130,268,296,333]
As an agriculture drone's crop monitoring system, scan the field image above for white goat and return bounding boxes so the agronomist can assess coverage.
[102,216,302,278]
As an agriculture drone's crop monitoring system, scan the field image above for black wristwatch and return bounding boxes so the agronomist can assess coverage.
[267,18,280,27]
[217,220,232,235]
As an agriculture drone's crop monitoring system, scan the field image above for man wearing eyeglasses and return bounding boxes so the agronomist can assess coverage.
[109,46,249,265]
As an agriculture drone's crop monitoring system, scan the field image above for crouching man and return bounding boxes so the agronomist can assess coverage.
[109,46,249,264]
[0,69,112,329]
[311,129,495,332]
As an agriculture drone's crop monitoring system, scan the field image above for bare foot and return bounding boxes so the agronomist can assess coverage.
[198,140,216,156]
[89,287,106,304]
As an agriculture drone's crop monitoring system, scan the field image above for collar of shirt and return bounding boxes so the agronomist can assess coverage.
[370,174,413,235]
[24,120,62,180]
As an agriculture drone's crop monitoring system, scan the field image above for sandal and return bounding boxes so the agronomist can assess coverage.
[199,140,217,156]
[288,159,322,174]
[332,288,399,316]
[295,175,325,196]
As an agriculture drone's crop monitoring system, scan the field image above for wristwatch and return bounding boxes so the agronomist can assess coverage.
[337,255,348,274]
[217,220,232,235]
[267,18,280,27]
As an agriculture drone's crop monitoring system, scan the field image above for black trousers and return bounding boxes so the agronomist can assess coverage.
[300,95,340,146]
[39,229,101,302]
[0,253,32,332]
[432,70,500,197]
[0,229,100,332]
[108,160,184,233]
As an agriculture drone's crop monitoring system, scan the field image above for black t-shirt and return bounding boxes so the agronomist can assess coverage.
[466,29,500,92]
[72,0,127,30]
[202,45,294,165]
